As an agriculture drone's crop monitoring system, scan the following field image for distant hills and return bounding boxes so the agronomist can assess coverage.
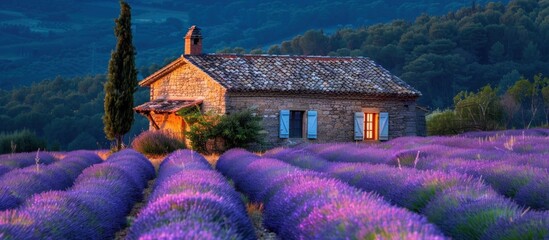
[0,0,508,88]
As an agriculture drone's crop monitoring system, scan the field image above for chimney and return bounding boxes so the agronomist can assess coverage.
[184,25,202,55]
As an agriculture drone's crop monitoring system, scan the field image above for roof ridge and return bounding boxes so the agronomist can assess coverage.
[193,53,370,60]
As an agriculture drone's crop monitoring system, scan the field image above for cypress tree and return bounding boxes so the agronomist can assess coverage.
[103,0,137,151]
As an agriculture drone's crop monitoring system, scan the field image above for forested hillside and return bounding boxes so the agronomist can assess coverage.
[230,0,549,108]
[0,0,506,88]
[0,75,149,151]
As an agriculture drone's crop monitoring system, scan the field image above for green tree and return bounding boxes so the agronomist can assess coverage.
[454,85,503,131]
[522,41,540,63]
[489,41,505,63]
[426,109,462,135]
[497,70,520,94]
[299,30,329,55]
[103,1,138,151]
[506,74,548,129]
[542,85,549,125]
[507,78,532,128]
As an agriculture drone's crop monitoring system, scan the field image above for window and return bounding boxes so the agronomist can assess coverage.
[365,113,378,140]
[355,111,389,141]
[289,110,304,138]
[280,110,316,139]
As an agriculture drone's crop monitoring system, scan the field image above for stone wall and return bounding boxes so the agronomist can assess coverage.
[150,112,185,140]
[226,92,418,147]
[415,106,428,136]
[150,61,226,114]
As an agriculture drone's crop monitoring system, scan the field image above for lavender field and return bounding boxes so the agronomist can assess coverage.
[0,129,548,239]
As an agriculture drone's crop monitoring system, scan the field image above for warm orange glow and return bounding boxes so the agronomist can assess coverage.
[365,113,378,140]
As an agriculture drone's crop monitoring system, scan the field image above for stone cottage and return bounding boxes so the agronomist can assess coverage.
[134,26,424,147]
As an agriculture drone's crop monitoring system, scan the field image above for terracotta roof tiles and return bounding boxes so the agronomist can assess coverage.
[184,54,421,97]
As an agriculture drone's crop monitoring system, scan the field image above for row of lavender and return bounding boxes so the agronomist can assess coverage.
[217,149,447,239]
[301,132,549,211]
[0,149,154,239]
[0,151,57,177]
[127,149,255,239]
[0,150,101,210]
[265,148,549,240]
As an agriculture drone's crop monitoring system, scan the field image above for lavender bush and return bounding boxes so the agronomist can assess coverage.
[0,149,153,239]
[482,211,549,240]
[266,148,536,240]
[217,150,447,239]
[0,151,57,177]
[131,130,186,155]
[0,150,101,210]
[304,129,549,211]
[423,186,521,240]
[127,149,256,240]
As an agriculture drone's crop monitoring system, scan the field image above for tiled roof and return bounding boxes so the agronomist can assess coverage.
[184,54,421,97]
[134,99,202,113]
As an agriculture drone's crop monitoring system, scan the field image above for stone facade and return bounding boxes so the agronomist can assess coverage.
[226,92,418,147]
[149,61,226,114]
[149,112,186,139]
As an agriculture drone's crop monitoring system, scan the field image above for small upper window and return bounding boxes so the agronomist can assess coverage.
[365,113,379,140]
[289,110,304,138]
[193,38,200,45]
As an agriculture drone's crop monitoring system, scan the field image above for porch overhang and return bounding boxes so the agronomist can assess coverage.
[133,99,202,130]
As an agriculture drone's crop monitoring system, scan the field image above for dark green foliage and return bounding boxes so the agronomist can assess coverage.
[428,74,549,135]
[426,110,462,136]
[185,112,219,154]
[454,85,503,131]
[210,110,264,150]
[0,74,148,151]
[497,70,521,94]
[0,129,46,154]
[428,85,504,135]
[103,1,138,151]
[185,110,264,154]
[505,74,549,128]
[131,130,185,155]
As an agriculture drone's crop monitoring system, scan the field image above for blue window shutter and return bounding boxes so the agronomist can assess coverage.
[379,112,389,141]
[279,110,290,139]
[354,112,364,140]
[307,111,317,139]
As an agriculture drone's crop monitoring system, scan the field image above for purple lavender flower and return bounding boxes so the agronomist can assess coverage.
[0,150,151,239]
[137,221,242,240]
[482,211,549,240]
[298,194,445,240]
[20,190,102,239]
[423,186,521,239]
[514,174,549,210]
[0,152,56,169]
[149,169,241,205]
[0,165,12,177]
[215,148,260,177]
[0,209,36,239]
[264,148,331,171]
[0,187,20,210]
[129,192,254,240]
[128,149,255,240]
[217,149,447,240]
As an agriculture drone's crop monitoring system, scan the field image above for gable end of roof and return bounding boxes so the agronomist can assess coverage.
[139,57,186,86]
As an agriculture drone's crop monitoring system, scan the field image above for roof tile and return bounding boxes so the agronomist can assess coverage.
[184,54,421,97]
